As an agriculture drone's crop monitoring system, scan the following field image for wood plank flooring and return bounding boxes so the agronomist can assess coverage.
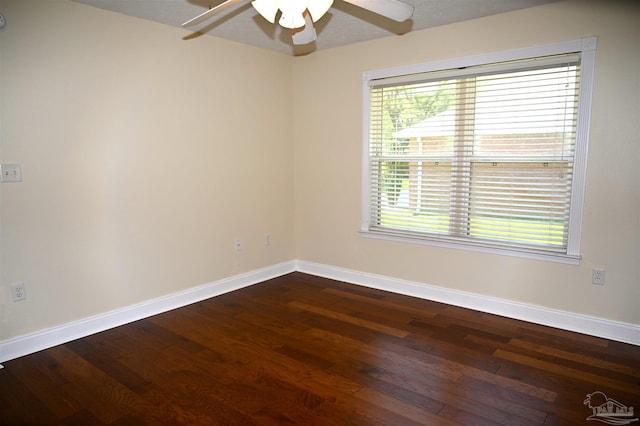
[1,272,639,425]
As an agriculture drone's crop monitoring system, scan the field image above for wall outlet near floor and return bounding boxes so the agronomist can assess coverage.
[265,233,271,246]
[11,282,26,301]
[592,268,605,285]
[235,239,241,252]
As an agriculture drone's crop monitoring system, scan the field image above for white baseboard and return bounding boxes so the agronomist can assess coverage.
[0,261,296,364]
[1,259,638,366]
[295,260,640,346]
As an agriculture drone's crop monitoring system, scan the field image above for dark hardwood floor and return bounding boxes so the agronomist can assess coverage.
[1,272,639,425]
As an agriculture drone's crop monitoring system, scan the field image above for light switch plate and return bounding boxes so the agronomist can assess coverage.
[1,163,22,182]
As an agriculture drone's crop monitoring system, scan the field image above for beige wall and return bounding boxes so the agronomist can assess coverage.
[0,0,295,339]
[293,0,640,325]
[1,0,638,344]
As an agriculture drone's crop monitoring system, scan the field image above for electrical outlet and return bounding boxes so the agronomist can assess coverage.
[235,239,241,251]
[11,282,26,302]
[265,233,271,246]
[592,268,605,285]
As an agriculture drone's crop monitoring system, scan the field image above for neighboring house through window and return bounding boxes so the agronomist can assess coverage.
[362,38,596,263]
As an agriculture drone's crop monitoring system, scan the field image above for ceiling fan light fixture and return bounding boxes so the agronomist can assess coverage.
[184,0,414,51]
[252,0,333,29]
[277,0,308,29]
[307,0,334,22]
[251,0,279,23]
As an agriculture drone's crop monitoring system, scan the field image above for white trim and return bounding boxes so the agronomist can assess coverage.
[2,258,637,366]
[363,37,596,82]
[361,72,373,231]
[296,260,640,346]
[360,230,581,265]
[566,37,597,256]
[0,261,296,364]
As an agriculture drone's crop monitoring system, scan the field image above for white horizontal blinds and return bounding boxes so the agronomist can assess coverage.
[369,78,457,235]
[368,53,581,252]
[368,53,581,89]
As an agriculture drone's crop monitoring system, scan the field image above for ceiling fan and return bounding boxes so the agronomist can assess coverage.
[183,0,414,46]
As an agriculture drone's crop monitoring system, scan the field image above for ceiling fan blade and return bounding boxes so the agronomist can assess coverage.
[292,13,317,45]
[182,0,246,27]
[342,0,414,22]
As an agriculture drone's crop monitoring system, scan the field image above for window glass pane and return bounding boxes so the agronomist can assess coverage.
[376,161,452,234]
[469,161,571,248]
[473,67,579,158]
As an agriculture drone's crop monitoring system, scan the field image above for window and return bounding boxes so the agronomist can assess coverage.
[362,38,596,263]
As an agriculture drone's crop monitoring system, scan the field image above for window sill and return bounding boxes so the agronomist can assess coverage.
[359,230,581,265]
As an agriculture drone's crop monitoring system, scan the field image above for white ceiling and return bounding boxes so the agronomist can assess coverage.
[71,0,559,56]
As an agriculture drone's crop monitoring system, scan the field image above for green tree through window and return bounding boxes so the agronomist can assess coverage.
[377,84,453,206]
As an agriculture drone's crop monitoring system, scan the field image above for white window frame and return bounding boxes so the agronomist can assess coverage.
[361,38,596,264]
